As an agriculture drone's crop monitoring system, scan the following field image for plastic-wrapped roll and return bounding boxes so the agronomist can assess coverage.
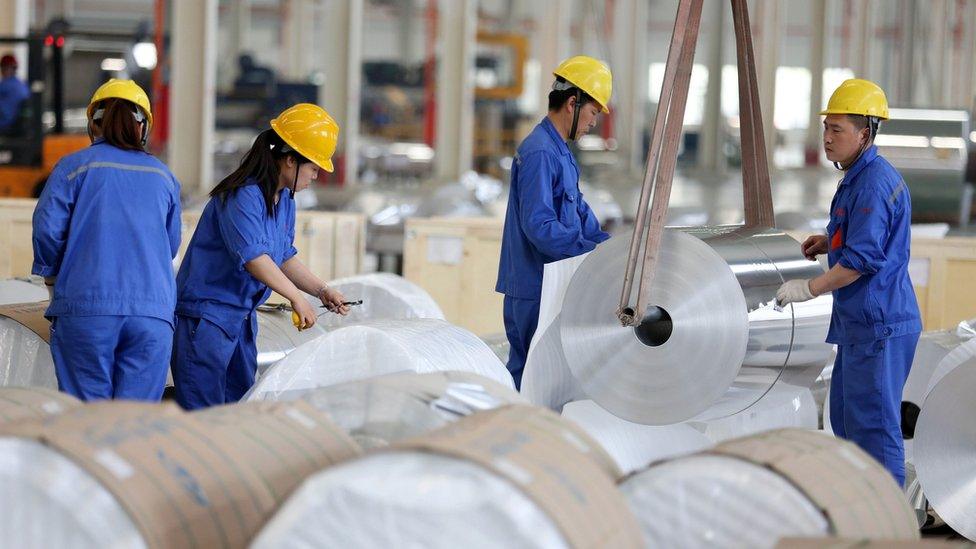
[253,452,569,549]
[689,385,818,443]
[246,319,514,401]
[0,281,56,389]
[479,332,510,365]
[292,371,526,449]
[621,429,920,548]
[255,307,328,374]
[253,406,640,549]
[0,400,360,548]
[0,437,144,548]
[561,399,711,476]
[560,228,832,425]
[914,357,976,541]
[0,387,79,423]
[312,273,445,329]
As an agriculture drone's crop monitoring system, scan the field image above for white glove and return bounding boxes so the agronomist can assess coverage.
[45,284,54,301]
[776,279,814,306]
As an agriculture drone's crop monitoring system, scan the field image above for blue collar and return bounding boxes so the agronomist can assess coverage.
[541,117,572,157]
[840,145,878,186]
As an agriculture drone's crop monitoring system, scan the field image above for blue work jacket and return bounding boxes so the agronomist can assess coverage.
[825,145,922,344]
[0,75,29,131]
[496,118,609,300]
[175,180,298,336]
[32,140,182,324]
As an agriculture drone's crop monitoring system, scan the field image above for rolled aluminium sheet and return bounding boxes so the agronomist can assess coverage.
[479,332,510,365]
[560,228,832,425]
[312,272,445,329]
[252,452,569,549]
[0,437,144,548]
[689,384,819,444]
[521,254,589,409]
[293,371,526,449]
[914,356,976,541]
[903,320,976,409]
[561,399,711,476]
[245,319,514,401]
[622,454,829,548]
[621,429,919,548]
[0,280,56,389]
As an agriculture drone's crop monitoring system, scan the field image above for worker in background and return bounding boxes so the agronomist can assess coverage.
[776,79,921,485]
[32,79,181,401]
[496,56,612,389]
[0,54,29,134]
[171,103,349,410]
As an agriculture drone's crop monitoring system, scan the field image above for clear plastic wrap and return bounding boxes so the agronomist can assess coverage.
[0,437,145,548]
[0,280,56,389]
[479,332,510,365]
[251,452,569,549]
[255,307,329,374]
[621,454,829,548]
[293,371,525,449]
[313,272,445,329]
[245,319,514,401]
[561,400,711,476]
[689,385,819,443]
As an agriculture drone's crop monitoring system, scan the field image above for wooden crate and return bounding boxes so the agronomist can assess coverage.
[910,237,976,330]
[403,216,505,336]
[0,198,365,284]
[179,210,366,281]
[0,198,40,278]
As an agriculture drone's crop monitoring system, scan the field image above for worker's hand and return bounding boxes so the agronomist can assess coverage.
[290,298,317,331]
[776,279,816,306]
[801,234,828,261]
[318,286,350,316]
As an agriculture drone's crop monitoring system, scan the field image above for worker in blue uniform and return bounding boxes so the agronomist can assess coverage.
[777,79,921,486]
[171,103,350,410]
[32,79,181,401]
[0,54,30,134]
[496,56,612,389]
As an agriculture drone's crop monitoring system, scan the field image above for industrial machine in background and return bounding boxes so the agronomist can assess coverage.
[0,20,160,197]
[877,108,974,227]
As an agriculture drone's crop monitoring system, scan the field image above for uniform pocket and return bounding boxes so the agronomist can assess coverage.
[559,190,580,226]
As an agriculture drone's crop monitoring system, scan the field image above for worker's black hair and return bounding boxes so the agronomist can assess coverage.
[210,128,311,217]
[847,113,881,141]
[92,98,146,152]
[548,76,597,112]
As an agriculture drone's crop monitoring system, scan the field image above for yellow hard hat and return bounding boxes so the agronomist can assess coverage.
[820,78,889,120]
[87,79,153,128]
[270,103,340,172]
[553,55,612,113]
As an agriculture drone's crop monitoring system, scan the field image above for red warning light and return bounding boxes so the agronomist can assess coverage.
[44,35,54,46]
[55,36,65,48]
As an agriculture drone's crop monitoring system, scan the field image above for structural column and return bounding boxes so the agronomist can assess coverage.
[220,0,250,91]
[611,0,648,175]
[699,1,726,172]
[434,0,476,181]
[319,0,363,186]
[755,0,782,166]
[805,0,827,166]
[282,0,316,80]
[535,0,571,119]
[170,0,218,194]
[853,0,874,81]
[0,0,29,80]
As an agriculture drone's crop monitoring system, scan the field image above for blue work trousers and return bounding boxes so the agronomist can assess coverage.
[503,296,541,390]
[829,332,919,486]
[171,314,257,410]
[50,315,171,401]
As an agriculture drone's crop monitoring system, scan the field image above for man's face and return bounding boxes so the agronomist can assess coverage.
[573,99,601,139]
[823,114,868,164]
